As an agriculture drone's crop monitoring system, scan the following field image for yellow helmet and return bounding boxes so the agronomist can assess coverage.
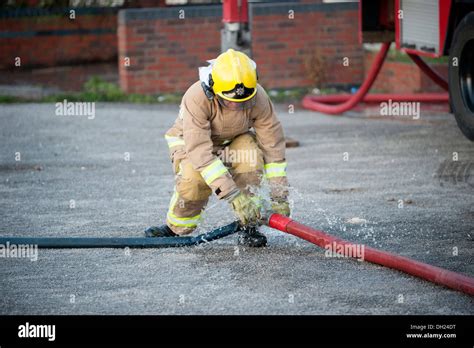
[210,49,257,102]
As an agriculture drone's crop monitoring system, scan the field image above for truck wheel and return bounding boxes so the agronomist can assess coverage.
[449,12,474,141]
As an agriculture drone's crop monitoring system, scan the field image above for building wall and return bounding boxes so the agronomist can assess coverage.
[0,8,118,69]
[251,2,362,90]
[118,2,363,94]
[118,6,222,94]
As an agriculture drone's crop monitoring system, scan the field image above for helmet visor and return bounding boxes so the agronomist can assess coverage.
[221,83,255,100]
[217,94,257,111]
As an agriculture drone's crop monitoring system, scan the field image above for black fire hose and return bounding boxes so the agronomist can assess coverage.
[0,221,241,249]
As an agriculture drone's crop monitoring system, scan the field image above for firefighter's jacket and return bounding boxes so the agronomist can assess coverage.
[165,81,288,200]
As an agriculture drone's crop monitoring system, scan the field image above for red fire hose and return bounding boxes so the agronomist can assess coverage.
[407,52,449,91]
[306,93,449,104]
[302,42,450,114]
[268,214,474,296]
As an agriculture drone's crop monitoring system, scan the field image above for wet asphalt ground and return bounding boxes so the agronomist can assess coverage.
[0,102,473,314]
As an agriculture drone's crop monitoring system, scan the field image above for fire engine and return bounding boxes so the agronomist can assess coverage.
[360,0,474,140]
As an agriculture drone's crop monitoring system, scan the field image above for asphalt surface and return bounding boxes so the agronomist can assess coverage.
[0,102,473,314]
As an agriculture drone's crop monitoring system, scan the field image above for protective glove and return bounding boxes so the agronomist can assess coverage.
[230,192,261,226]
[271,198,290,217]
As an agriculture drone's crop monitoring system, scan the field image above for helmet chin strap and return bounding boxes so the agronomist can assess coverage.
[199,60,216,100]
[201,81,215,100]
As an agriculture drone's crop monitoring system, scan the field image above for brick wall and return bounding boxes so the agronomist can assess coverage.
[118,1,363,94]
[251,2,362,90]
[118,6,222,94]
[364,50,448,93]
[0,8,118,69]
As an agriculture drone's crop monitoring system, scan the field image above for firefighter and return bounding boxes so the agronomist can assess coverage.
[145,49,290,247]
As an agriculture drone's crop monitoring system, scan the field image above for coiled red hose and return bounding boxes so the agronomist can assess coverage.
[268,214,474,296]
[302,42,449,114]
